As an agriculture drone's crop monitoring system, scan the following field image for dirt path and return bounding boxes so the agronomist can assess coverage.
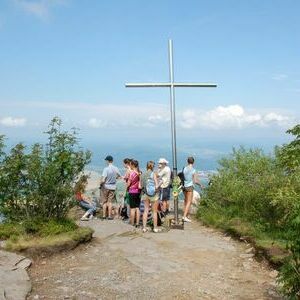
[28,219,281,300]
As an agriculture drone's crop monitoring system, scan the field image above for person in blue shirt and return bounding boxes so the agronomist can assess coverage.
[182,157,204,223]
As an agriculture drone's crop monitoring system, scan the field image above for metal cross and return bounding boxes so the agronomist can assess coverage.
[125,39,217,226]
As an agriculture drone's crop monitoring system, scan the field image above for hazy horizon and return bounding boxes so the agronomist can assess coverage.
[0,1,299,170]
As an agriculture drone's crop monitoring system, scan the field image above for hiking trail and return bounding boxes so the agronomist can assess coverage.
[28,218,281,299]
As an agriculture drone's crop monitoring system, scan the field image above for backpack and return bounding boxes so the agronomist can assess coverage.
[120,206,128,220]
[177,168,185,187]
[157,201,165,226]
[145,171,156,196]
[169,170,174,188]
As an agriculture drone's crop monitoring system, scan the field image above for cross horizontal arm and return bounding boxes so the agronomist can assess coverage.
[125,82,217,88]
[126,83,171,87]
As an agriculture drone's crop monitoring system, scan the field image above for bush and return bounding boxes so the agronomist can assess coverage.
[201,147,285,229]
[198,124,300,299]
[277,201,300,299]
[275,125,300,299]
[0,117,91,220]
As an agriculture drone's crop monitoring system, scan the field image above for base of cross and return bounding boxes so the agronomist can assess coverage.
[170,179,184,230]
[168,215,184,230]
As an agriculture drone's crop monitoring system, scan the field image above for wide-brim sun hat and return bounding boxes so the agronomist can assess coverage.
[158,158,168,164]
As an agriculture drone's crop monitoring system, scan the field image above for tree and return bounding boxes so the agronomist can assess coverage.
[0,117,92,220]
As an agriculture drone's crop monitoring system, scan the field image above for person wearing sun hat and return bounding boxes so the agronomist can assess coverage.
[100,155,121,220]
[157,158,171,214]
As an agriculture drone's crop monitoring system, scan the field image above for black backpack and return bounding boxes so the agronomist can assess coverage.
[120,206,128,220]
[177,168,185,187]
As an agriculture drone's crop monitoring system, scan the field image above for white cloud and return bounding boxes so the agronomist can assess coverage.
[264,112,289,123]
[17,101,170,129]
[181,110,197,129]
[180,105,294,130]
[87,118,107,129]
[3,101,296,131]
[14,0,67,20]
[0,117,27,127]
[145,114,169,127]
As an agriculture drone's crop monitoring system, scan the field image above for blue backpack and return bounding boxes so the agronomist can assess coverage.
[145,172,156,196]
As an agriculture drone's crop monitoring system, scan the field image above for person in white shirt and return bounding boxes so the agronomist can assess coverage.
[157,158,171,214]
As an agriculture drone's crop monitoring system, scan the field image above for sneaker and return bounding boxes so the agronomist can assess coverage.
[182,217,192,223]
[89,215,93,220]
[80,217,89,221]
[142,227,148,233]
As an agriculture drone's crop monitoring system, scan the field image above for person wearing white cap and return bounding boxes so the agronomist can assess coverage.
[157,158,171,214]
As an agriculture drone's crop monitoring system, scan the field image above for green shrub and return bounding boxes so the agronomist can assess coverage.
[201,147,285,228]
[277,202,300,299]
[198,124,300,299]
[275,125,300,299]
[0,117,91,220]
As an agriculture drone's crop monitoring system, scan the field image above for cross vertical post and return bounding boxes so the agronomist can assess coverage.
[125,39,217,228]
[168,39,179,224]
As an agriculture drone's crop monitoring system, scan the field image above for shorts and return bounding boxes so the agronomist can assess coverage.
[184,186,194,192]
[160,187,171,201]
[142,193,159,203]
[128,193,141,208]
[102,188,115,204]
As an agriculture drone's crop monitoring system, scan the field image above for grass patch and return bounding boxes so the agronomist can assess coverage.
[5,227,93,253]
[0,218,93,255]
[0,222,25,239]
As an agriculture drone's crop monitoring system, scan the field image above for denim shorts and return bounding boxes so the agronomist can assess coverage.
[159,187,171,201]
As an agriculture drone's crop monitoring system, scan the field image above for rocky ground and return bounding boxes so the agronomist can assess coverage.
[27,218,282,300]
[0,250,31,300]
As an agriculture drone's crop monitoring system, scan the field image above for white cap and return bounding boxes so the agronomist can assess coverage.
[158,158,169,164]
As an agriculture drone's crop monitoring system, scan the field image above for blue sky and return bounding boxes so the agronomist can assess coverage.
[0,0,299,168]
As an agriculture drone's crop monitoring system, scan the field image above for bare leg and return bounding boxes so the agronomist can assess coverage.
[162,200,167,212]
[143,199,149,229]
[183,191,193,218]
[136,207,140,226]
[183,191,187,213]
[152,201,158,230]
[102,203,107,218]
[130,208,135,225]
[108,202,112,218]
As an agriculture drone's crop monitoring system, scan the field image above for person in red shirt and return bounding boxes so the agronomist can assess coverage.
[75,176,96,221]
[127,160,141,226]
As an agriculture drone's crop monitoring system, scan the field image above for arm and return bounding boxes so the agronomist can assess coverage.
[126,173,132,189]
[116,167,121,179]
[100,168,107,186]
[156,169,164,188]
[154,172,159,190]
[193,173,205,189]
[81,193,92,204]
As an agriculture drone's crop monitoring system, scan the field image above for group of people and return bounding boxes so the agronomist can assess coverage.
[75,155,204,233]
